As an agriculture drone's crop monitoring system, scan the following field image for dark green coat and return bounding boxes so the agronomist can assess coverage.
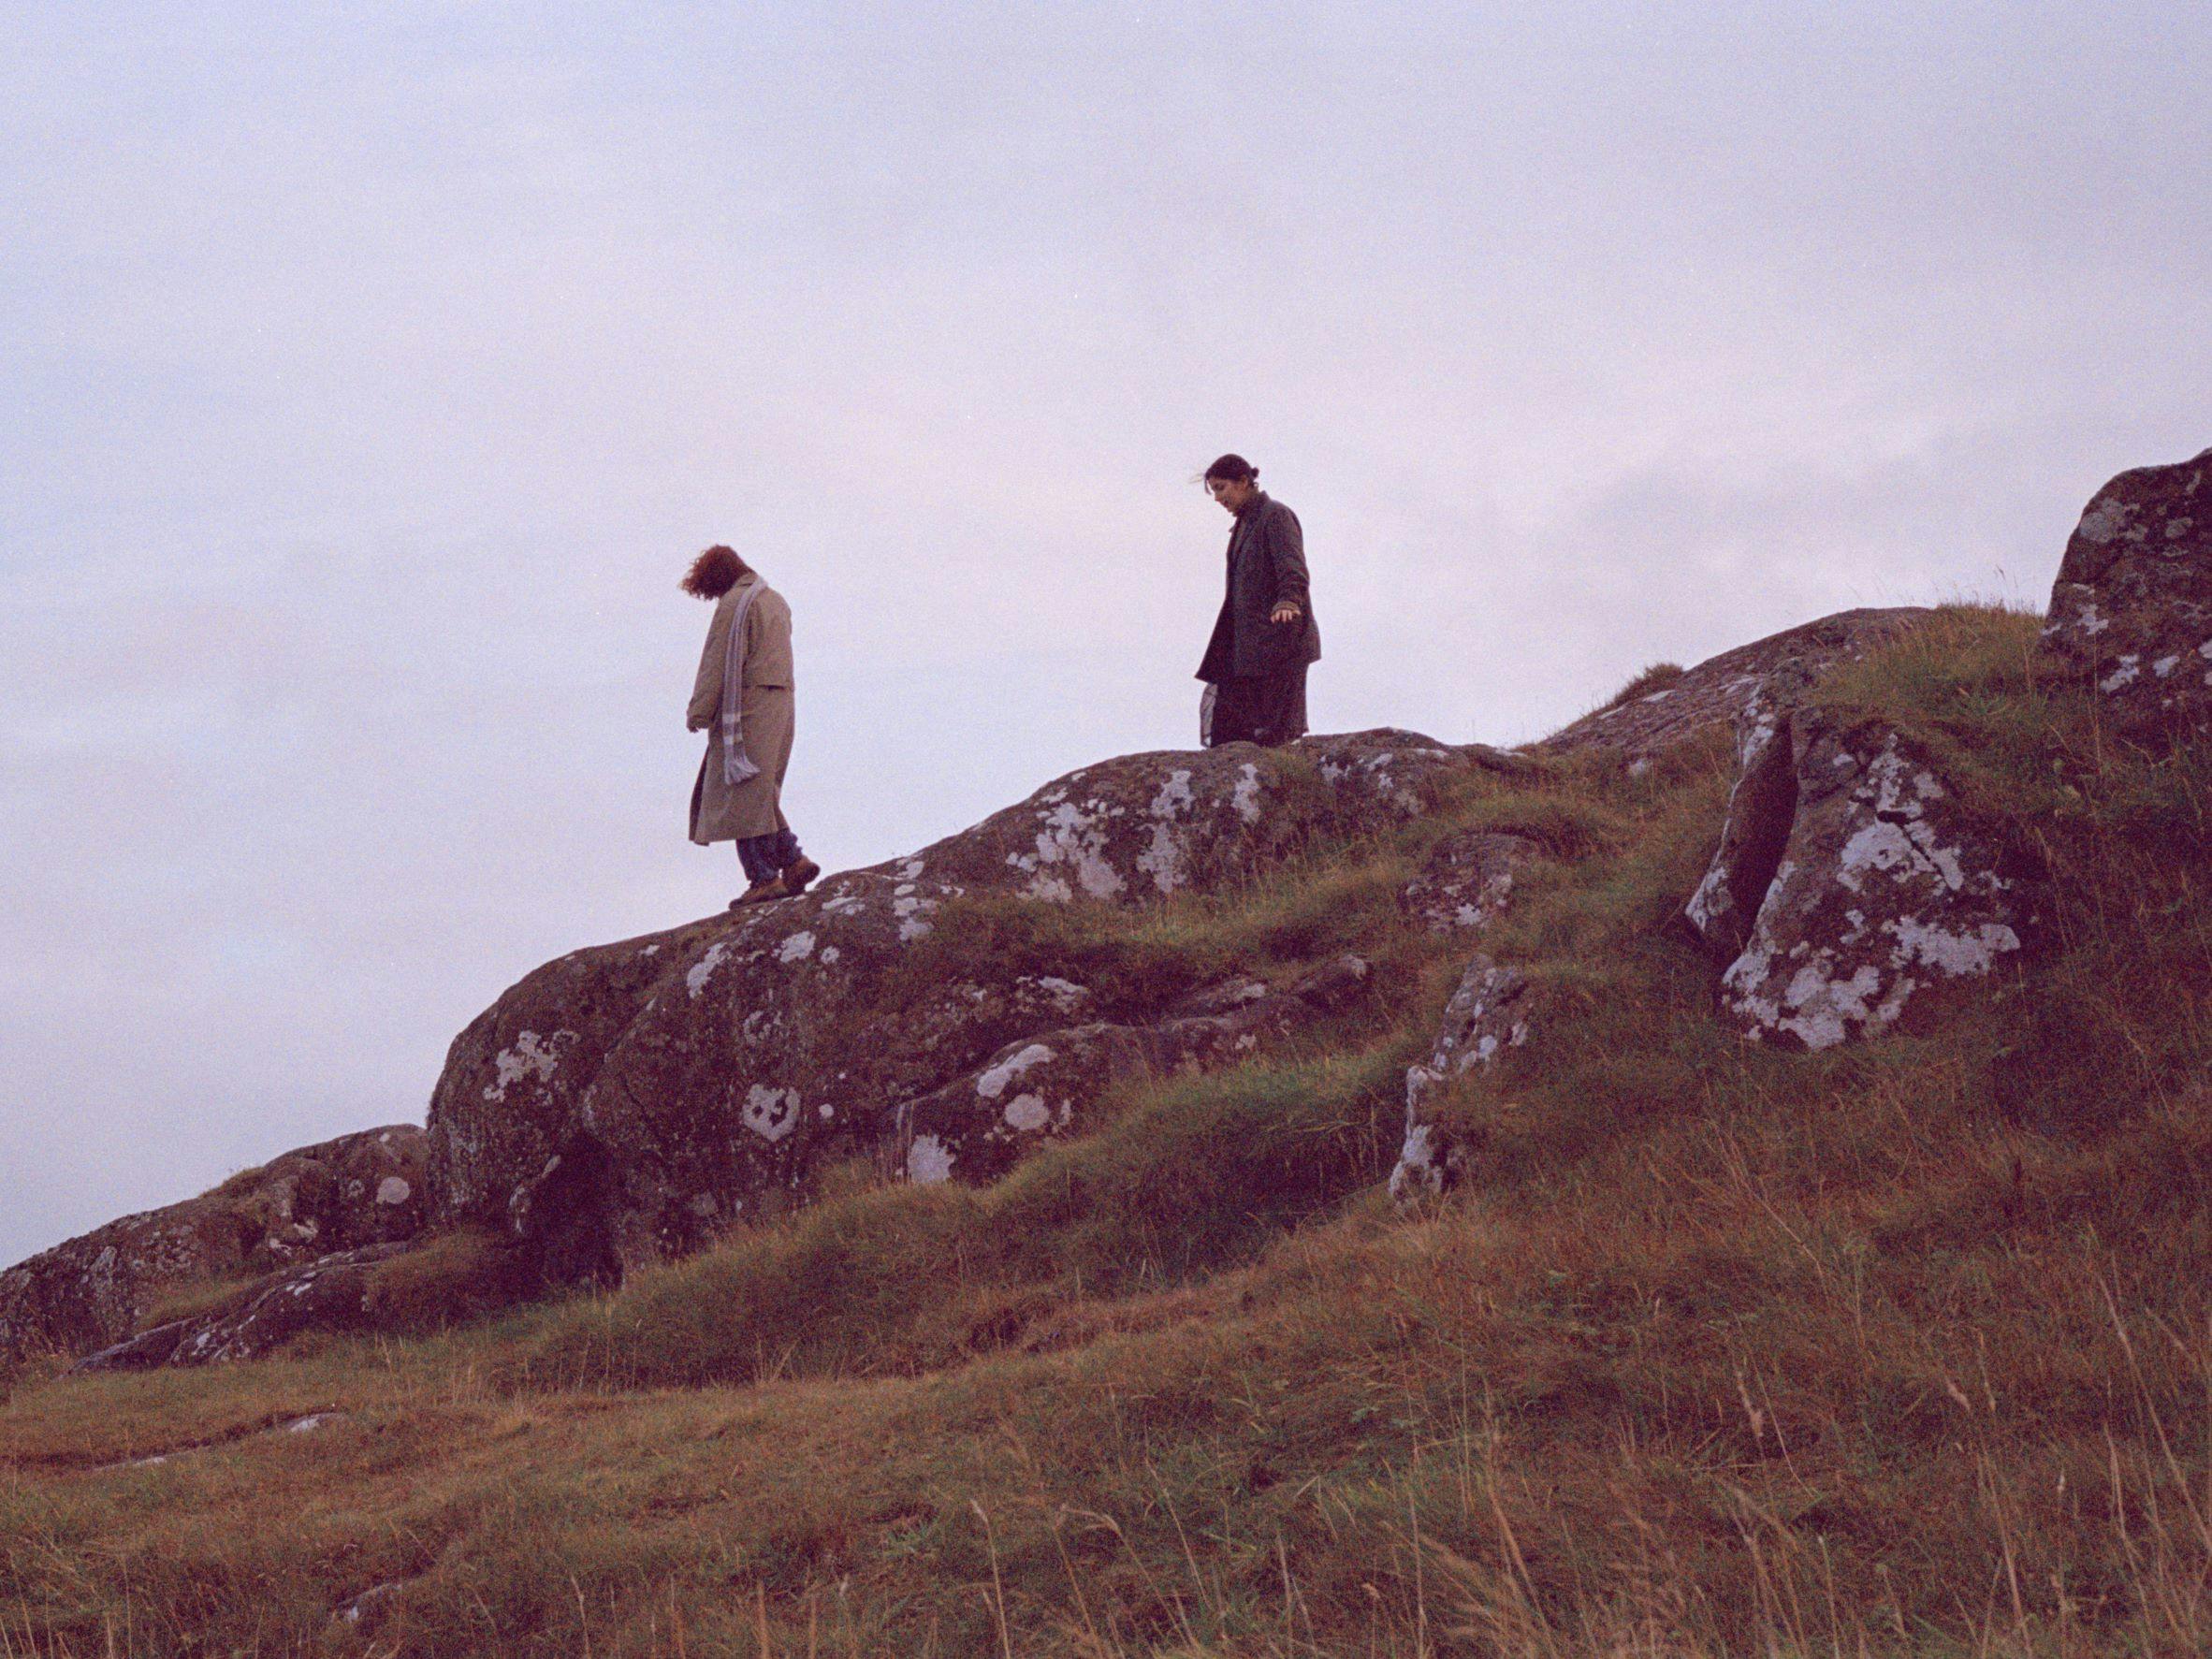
[1196,491,1322,682]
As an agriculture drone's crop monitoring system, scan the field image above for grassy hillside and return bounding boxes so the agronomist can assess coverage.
[3,605,2207,1656]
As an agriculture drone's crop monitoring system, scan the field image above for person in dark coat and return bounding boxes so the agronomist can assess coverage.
[1195,454,1320,747]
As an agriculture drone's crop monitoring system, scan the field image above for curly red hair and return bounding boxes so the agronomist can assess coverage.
[680,545,750,599]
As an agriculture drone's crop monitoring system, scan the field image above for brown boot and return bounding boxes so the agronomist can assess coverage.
[729,874,786,909]
[781,856,822,895]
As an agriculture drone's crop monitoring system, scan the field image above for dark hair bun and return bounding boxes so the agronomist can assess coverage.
[1203,453,1258,483]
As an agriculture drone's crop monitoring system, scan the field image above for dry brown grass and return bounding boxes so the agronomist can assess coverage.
[1,605,2205,1655]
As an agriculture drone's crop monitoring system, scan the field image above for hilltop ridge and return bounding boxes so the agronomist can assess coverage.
[1,447,2206,1655]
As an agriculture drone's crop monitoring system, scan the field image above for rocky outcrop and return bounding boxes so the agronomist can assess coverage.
[2043,447,2212,735]
[1400,832,1540,934]
[1387,829,1552,1199]
[1679,662,1814,961]
[865,728,1527,904]
[0,1125,427,1369]
[1540,608,1928,759]
[429,731,1516,1282]
[1389,956,1537,1201]
[1717,716,2035,1049]
[71,1242,419,1372]
[893,955,1375,1187]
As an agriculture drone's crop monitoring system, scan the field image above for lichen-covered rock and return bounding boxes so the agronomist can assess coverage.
[871,729,1514,905]
[1540,609,1928,760]
[1679,662,1815,961]
[893,955,1375,1186]
[427,735,1520,1282]
[1718,717,2034,1049]
[1388,956,1535,1201]
[71,1241,419,1372]
[430,870,1099,1270]
[1400,832,1540,933]
[2042,447,2212,734]
[422,916,722,1248]
[0,1125,428,1369]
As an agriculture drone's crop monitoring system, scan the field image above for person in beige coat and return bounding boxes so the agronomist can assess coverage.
[682,546,819,906]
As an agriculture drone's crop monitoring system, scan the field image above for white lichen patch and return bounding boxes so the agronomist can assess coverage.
[1136,822,1189,893]
[374,1176,412,1206]
[686,942,732,998]
[483,1029,575,1101]
[1886,915,2021,977]
[1684,861,1735,935]
[2101,654,2143,693]
[2074,498,2131,545]
[1149,768,1195,818]
[976,1043,1056,1099]
[741,1084,801,1142]
[1389,1123,1441,1201]
[1002,1093,1053,1132]
[1231,762,1263,824]
[893,893,939,940]
[1026,976,1090,1012]
[1024,800,1127,902]
[820,945,842,965]
[907,1134,954,1185]
[776,930,816,964]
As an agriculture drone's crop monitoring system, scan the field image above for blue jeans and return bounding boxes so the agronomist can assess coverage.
[737,828,804,885]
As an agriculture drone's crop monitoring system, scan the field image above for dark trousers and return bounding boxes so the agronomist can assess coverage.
[1201,663,1310,748]
[737,828,804,884]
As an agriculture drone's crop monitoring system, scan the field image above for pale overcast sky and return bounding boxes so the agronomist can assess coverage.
[3,2,2206,1268]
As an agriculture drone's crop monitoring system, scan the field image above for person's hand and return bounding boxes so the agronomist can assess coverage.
[1270,603,1301,624]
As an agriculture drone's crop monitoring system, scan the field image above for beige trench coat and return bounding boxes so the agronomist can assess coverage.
[686,573,796,844]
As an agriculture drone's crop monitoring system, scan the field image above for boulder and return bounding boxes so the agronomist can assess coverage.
[72,1241,419,1372]
[1388,956,1537,1201]
[1400,832,1541,934]
[0,1125,428,1369]
[1718,716,2035,1049]
[866,728,1520,905]
[1540,608,1928,760]
[2042,447,2212,734]
[893,955,1375,1186]
[422,915,725,1251]
[1679,662,1814,961]
[429,734,1512,1282]
[432,871,1090,1273]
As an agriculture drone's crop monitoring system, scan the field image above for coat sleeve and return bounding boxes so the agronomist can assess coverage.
[1266,504,1311,615]
[687,598,735,731]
